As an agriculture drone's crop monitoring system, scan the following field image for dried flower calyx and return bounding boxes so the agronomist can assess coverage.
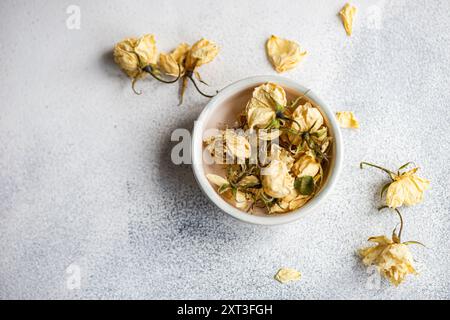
[359,207,423,286]
[113,35,219,103]
[204,83,332,215]
[360,161,430,209]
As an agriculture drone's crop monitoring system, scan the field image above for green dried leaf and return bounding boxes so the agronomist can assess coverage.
[403,241,426,247]
[218,183,230,194]
[294,176,314,195]
[231,187,237,197]
[398,161,413,172]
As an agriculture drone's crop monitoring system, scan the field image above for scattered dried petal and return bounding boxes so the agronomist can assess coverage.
[339,3,357,36]
[336,111,359,128]
[266,35,307,73]
[274,268,302,284]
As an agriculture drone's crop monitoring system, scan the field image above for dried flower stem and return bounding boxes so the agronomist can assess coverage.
[142,65,181,84]
[360,161,396,178]
[186,71,217,98]
[379,206,404,242]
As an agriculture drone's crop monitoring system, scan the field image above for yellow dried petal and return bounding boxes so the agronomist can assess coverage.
[134,34,158,66]
[336,111,359,128]
[292,153,320,178]
[258,129,281,141]
[114,34,157,79]
[274,268,301,284]
[159,43,190,76]
[266,35,307,73]
[339,3,357,36]
[234,191,249,210]
[288,194,311,210]
[224,130,251,159]
[185,38,219,71]
[385,168,430,208]
[206,174,228,187]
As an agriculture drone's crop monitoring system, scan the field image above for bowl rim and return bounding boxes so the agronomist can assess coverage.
[191,75,343,225]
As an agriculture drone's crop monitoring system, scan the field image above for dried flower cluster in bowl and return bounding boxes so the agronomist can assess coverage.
[204,83,332,215]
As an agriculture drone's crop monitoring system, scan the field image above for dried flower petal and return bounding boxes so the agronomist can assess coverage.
[258,129,281,141]
[386,168,430,208]
[266,35,307,73]
[224,130,251,159]
[274,268,302,284]
[292,153,320,178]
[336,111,359,128]
[339,3,357,36]
[359,235,417,286]
[206,174,228,187]
[204,130,251,161]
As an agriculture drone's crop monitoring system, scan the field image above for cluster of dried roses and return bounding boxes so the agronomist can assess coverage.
[113,34,219,103]
[204,83,331,214]
[358,162,430,286]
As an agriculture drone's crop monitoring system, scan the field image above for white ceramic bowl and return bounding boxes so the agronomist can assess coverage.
[192,75,343,225]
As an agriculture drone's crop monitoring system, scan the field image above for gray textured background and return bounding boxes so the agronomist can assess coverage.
[0,0,449,299]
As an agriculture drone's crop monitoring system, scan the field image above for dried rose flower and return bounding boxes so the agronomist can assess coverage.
[114,34,157,79]
[360,162,430,209]
[113,34,180,94]
[246,83,287,129]
[359,208,423,286]
[262,145,294,198]
[159,38,219,104]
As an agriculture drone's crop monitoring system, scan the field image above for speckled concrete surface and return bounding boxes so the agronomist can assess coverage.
[0,0,449,300]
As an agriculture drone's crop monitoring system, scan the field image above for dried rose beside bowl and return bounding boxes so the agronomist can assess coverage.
[192,76,343,225]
